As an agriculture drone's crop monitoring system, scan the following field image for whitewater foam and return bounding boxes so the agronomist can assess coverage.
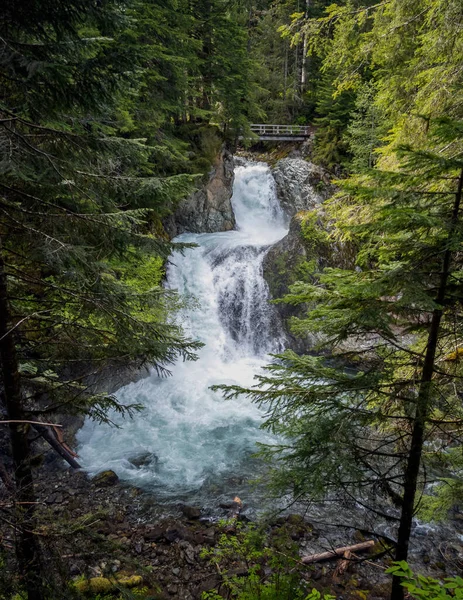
[77,162,288,503]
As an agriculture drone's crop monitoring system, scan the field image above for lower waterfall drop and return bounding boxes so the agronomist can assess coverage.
[77,162,289,507]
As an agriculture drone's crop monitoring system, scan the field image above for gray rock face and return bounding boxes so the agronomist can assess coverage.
[271,158,334,219]
[164,149,235,237]
[263,159,354,353]
[263,214,319,353]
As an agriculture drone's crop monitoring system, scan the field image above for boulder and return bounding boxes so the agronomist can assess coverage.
[164,149,235,237]
[181,505,201,520]
[92,470,119,487]
[128,452,157,469]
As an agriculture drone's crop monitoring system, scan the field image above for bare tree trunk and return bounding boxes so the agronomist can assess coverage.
[390,168,463,600]
[283,41,288,101]
[0,238,44,600]
[300,0,310,92]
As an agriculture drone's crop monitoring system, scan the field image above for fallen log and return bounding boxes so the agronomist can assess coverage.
[333,550,351,582]
[33,424,81,469]
[301,540,375,564]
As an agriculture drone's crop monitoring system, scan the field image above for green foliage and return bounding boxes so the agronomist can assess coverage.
[201,521,320,600]
[387,562,463,599]
[345,82,388,171]
[296,0,463,153]
[299,211,330,251]
[418,448,463,522]
[312,69,356,170]
[217,120,463,544]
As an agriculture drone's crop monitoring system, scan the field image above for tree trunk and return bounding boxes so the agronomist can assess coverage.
[390,168,463,600]
[0,238,44,600]
[300,0,310,92]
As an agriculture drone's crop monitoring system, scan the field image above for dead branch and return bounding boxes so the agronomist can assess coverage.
[301,540,375,564]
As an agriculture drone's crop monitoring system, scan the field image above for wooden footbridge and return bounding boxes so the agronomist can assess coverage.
[244,124,314,142]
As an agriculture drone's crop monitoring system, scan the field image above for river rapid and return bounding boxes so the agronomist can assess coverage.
[77,162,289,510]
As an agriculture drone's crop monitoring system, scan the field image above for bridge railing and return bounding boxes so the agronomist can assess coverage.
[249,124,312,136]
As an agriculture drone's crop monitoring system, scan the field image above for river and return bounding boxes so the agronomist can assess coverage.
[77,161,289,510]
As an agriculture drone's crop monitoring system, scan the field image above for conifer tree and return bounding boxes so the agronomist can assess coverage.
[1,0,201,595]
[312,69,355,169]
[218,119,463,600]
[345,82,387,171]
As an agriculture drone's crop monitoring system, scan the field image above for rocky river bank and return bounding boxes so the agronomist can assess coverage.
[5,453,459,600]
[17,459,394,599]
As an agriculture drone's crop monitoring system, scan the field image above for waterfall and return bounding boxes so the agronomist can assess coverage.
[77,162,289,506]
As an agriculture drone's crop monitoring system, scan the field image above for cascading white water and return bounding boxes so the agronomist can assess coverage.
[77,162,289,505]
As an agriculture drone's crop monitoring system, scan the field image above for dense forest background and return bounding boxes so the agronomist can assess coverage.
[1,0,463,599]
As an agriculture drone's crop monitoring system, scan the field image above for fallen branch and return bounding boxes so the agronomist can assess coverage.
[0,420,62,427]
[301,540,375,564]
[333,550,352,582]
[32,424,81,469]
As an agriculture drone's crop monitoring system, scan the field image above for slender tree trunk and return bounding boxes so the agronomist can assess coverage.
[200,0,213,112]
[300,0,310,92]
[0,238,44,600]
[390,168,463,600]
[283,41,288,101]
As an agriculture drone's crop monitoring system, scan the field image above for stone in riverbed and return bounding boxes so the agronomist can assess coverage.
[92,470,119,487]
[128,452,158,469]
[181,505,201,520]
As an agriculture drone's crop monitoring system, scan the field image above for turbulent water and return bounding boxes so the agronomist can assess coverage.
[77,161,463,561]
[77,162,289,507]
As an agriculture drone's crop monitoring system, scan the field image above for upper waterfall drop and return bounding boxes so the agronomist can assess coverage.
[76,161,289,505]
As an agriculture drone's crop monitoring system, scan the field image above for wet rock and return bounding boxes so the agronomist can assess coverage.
[163,149,235,237]
[111,559,121,573]
[197,575,222,595]
[272,158,333,219]
[144,525,166,543]
[178,540,196,565]
[46,492,64,504]
[132,536,144,554]
[227,564,248,577]
[92,470,119,487]
[192,526,217,546]
[164,527,184,543]
[128,452,157,469]
[263,201,356,353]
[181,505,201,520]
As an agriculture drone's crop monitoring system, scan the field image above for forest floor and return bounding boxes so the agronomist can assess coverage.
[1,456,405,600]
[2,415,462,598]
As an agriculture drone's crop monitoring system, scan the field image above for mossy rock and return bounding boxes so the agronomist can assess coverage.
[74,574,143,594]
[92,470,119,487]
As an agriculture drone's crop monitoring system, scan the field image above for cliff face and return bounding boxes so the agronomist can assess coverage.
[263,158,355,352]
[163,149,235,237]
[271,158,334,219]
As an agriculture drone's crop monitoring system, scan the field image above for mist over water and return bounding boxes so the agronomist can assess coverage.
[77,162,289,505]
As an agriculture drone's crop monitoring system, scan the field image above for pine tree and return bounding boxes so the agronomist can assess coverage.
[312,69,356,169]
[218,119,463,600]
[1,0,201,595]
